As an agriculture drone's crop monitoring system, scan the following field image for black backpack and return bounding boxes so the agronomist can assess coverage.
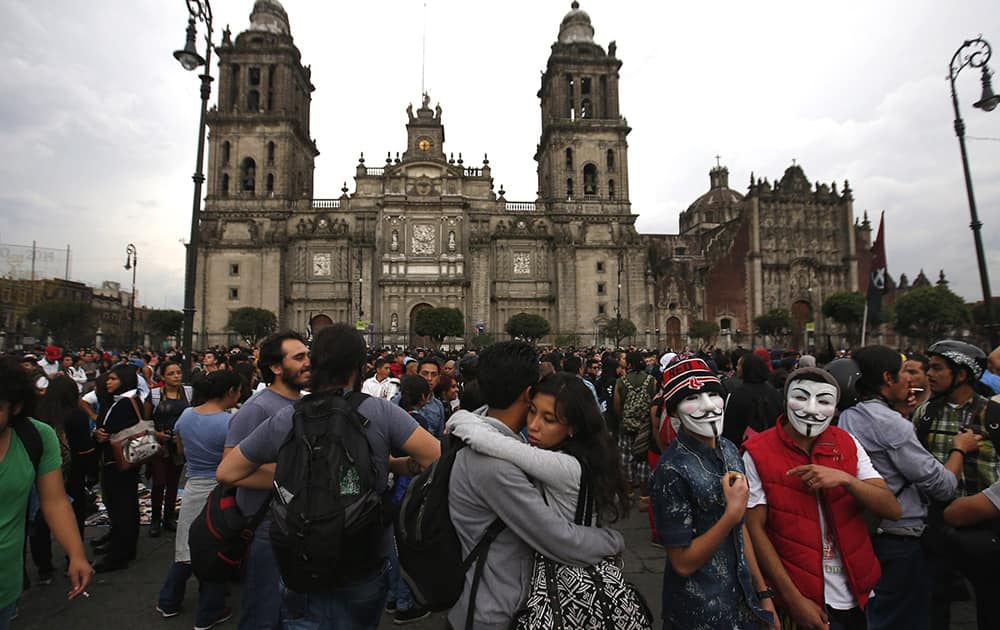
[270,390,386,592]
[396,434,505,620]
[13,418,43,475]
[189,484,270,583]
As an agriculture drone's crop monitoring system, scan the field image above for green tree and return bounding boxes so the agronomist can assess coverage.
[469,333,494,350]
[27,300,93,347]
[554,333,580,348]
[413,307,464,348]
[754,309,792,342]
[601,318,637,347]
[894,286,971,349]
[821,291,866,345]
[505,312,551,343]
[227,307,277,346]
[147,309,184,341]
[688,320,720,345]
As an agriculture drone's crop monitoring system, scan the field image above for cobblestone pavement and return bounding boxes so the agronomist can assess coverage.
[13,507,977,629]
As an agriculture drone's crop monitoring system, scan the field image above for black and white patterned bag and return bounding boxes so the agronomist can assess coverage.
[510,477,654,630]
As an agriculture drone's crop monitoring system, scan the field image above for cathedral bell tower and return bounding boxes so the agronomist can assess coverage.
[535,1,631,210]
[206,0,318,204]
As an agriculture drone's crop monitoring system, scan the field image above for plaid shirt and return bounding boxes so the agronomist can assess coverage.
[914,394,999,495]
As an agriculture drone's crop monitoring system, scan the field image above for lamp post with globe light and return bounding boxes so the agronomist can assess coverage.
[949,36,1000,347]
[173,0,214,381]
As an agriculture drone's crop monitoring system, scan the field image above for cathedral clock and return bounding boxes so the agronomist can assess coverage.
[417,137,433,153]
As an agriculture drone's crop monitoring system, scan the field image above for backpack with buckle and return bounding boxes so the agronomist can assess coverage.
[189,483,270,583]
[269,390,386,592]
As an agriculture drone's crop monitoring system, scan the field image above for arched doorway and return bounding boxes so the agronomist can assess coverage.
[309,313,334,341]
[409,303,433,348]
[791,301,813,351]
[665,317,681,351]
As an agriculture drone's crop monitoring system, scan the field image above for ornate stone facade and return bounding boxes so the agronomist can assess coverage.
[194,1,870,350]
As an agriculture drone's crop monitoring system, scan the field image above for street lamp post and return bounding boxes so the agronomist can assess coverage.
[615,249,624,347]
[949,36,1000,348]
[174,0,214,382]
[124,244,137,349]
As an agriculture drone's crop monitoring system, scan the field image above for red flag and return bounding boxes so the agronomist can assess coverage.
[867,212,887,324]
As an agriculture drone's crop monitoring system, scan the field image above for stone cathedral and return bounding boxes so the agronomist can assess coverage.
[194,0,873,350]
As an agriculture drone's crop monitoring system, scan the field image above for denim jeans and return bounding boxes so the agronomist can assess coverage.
[0,602,14,630]
[387,544,413,610]
[867,535,931,630]
[239,528,282,630]
[279,560,389,630]
[158,561,228,627]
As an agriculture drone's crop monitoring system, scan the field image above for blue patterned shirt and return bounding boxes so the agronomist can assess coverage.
[651,430,772,630]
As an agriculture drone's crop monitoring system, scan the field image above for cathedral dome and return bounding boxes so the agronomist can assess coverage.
[686,165,744,212]
[249,0,290,35]
[558,2,595,44]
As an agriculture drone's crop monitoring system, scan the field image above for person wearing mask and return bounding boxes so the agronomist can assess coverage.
[744,368,900,630]
[838,346,978,630]
[91,364,145,572]
[156,370,242,629]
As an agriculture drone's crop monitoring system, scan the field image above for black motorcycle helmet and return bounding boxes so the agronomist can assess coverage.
[825,357,862,411]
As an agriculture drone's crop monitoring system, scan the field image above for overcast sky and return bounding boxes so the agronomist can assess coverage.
[1,0,998,310]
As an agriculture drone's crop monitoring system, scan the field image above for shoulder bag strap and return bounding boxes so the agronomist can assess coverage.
[463,517,506,630]
[12,419,43,474]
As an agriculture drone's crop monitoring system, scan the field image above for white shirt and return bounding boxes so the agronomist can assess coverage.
[361,375,391,399]
[743,435,881,611]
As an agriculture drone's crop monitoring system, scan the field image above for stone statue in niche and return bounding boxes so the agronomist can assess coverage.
[390,230,399,252]
[448,231,456,252]
[390,313,399,332]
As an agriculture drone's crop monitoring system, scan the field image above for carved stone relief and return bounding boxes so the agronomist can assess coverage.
[513,253,531,275]
[411,224,436,255]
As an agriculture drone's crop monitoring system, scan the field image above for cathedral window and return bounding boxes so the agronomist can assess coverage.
[566,74,575,119]
[229,263,240,276]
[606,149,614,170]
[566,178,574,199]
[565,148,573,170]
[228,287,239,300]
[596,261,605,273]
[598,304,606,315]
[597,282,606,295]
[580,99,592,119]
[267,65,276,111]
[266,173,275,194]
[240,158,256,195]
[221,174,229,196]
[267,142,276,165]
[600,75,609,116]
[608,179,615,199]
[720,318,732,332]
[583,164,598,196]
[248,90,260,112]
[249,67,261,86]
[221,141,230,165]
[229,65,239,110]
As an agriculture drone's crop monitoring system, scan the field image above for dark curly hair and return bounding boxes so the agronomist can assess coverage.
[531,373,631,523]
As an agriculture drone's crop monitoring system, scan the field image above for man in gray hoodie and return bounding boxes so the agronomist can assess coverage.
[837,345,979,630]
[447,340,625,630]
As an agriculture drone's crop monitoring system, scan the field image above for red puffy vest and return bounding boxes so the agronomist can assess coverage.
[743,417,880,610]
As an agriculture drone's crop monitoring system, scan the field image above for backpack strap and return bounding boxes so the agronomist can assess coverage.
[462,517,506,630]
[12,418,43,476]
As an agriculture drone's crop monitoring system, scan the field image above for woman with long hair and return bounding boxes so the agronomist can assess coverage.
[30,375,96,580]
[449,372,630,524]
[156,370,241,627]
[145,360,190,537]
[91,364,143,572]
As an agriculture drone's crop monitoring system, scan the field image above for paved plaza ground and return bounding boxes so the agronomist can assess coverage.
[13,506,977,629]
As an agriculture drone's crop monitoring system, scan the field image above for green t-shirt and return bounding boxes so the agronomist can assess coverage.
[0,419,62,608]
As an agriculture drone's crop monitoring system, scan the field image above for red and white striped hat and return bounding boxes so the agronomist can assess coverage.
[661,358,724,413]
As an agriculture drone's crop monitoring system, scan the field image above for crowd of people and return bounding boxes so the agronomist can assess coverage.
[1,333,1000,630]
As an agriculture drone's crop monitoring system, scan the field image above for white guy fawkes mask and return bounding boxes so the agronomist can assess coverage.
[786,379,838,437]
[676,392,726,439]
